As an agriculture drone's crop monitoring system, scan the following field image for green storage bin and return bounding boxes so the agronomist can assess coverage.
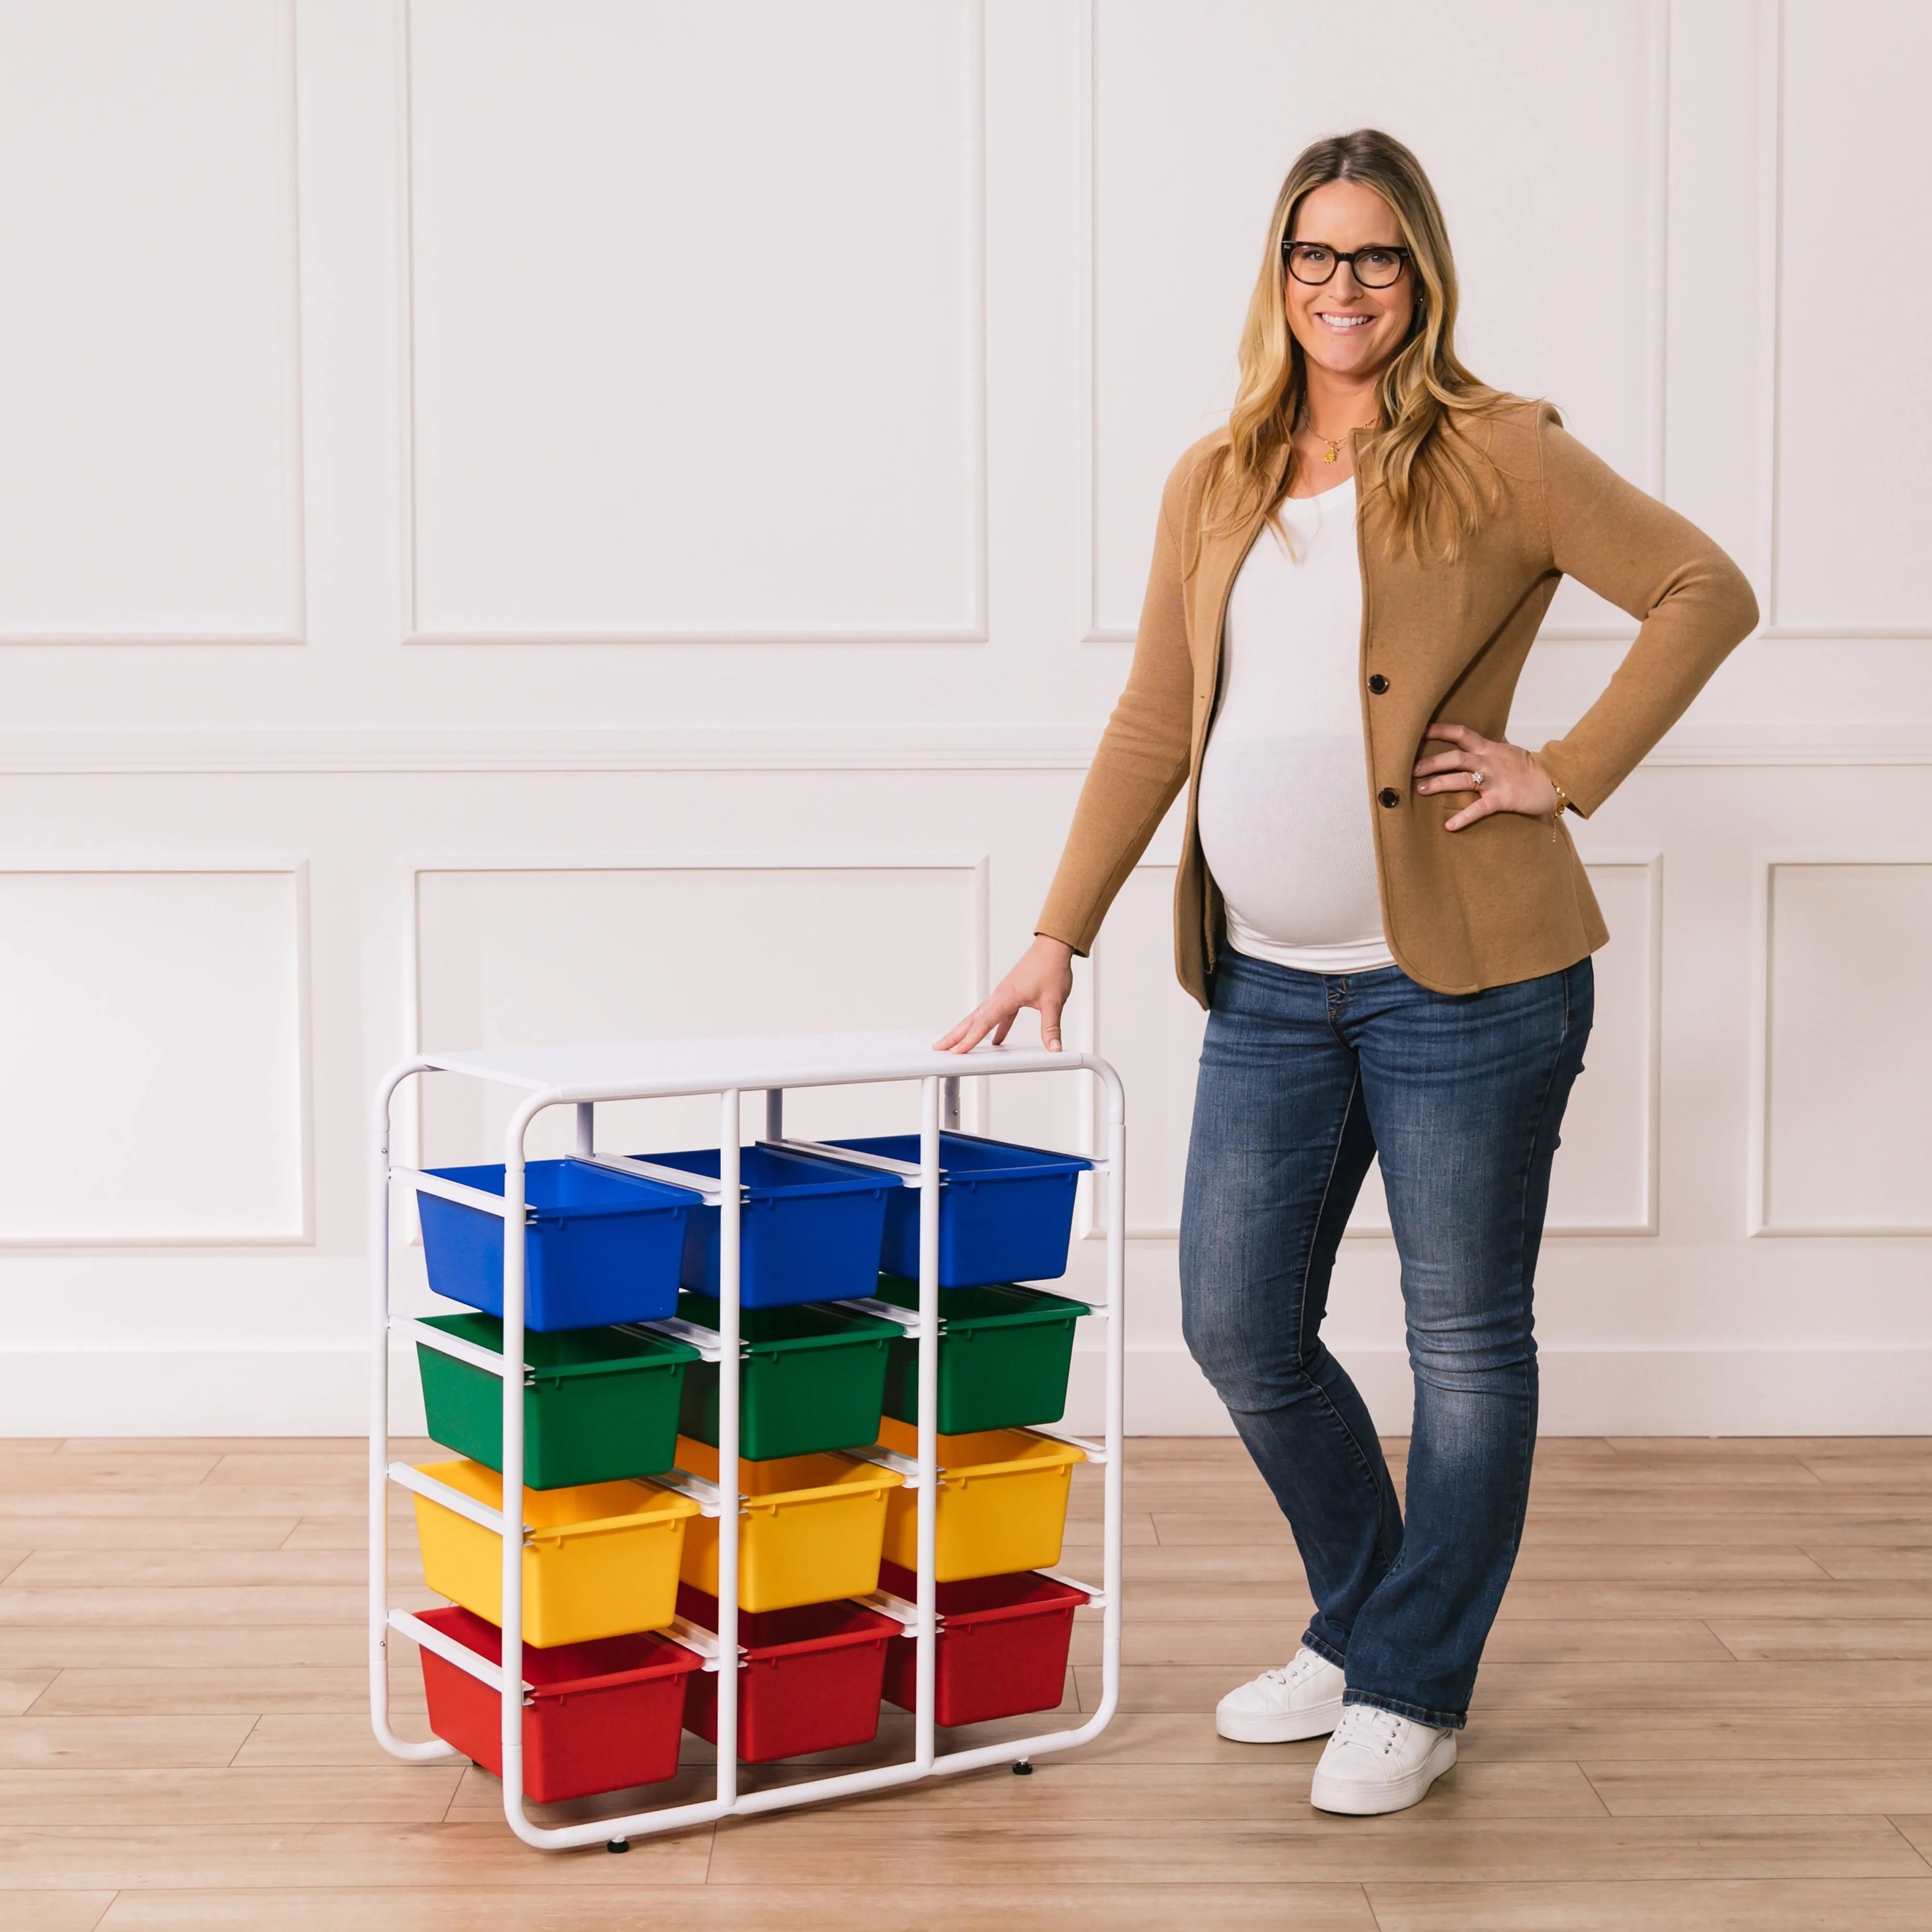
[874,1276,1088,1434]
[415,1311,697,1490]
[675,1292,899,1460]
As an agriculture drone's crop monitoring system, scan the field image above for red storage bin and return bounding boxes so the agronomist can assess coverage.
[414,1603,700,1803]
[677,1583,900,1764]
[877,1562,1088,1727]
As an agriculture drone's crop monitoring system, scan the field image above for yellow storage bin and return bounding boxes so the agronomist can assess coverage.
[412,1459,698,1648]
[875,1416,1085,1583]
[676,1435,902,1613]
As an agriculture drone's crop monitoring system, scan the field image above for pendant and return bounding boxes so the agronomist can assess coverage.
[1323,445,1338,463]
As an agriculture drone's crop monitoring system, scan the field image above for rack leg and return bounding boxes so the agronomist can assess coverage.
[575,1102,595,1155]
[764,1088,783,1141]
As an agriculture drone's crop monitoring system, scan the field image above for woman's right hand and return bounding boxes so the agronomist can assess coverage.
[934,935,1075,1054]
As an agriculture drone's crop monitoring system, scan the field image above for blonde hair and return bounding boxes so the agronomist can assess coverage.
[1202,129,1510,557]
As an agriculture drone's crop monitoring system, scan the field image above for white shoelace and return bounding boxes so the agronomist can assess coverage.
[1335,1705,1409,1756]
[1258,1650,1329,1689]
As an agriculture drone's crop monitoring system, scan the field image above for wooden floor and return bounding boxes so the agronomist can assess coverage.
[3,1435,1932,1930]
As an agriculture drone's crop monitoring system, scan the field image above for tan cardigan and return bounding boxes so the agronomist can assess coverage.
[1036,398,1758,1002]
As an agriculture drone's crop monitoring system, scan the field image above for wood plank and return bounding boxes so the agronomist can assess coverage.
[229,1716,458,1770]
[1,1671,56,1716]
[0,1588,429,1628]
[0,1456,221,1491]
[0,1767,463,1825]
[704,1814,1928,1886]
[0,1627,373,1669]
[201,1456,393,1488]
[1805,1546,1932,1580]
[29,1671,427,1718]
[0,1821,710,1889]
[90,1884,1379,1932]
[0,1894,114,1932]
[1707,1619,1932,1660]
[1458,1709,1932,1763]
[6,1550,411,1589]
[1583,1759,1932,1815]
[1364,1877,1932,1930]
[0,1488,405,1520]
[0,1717,258,1769]
[1507,1544,1833,1582]
[1499,1581,1932,1619]
[53,1439,383,1459]
[0,1518,299,1552]
[1523,1509,1932,1544]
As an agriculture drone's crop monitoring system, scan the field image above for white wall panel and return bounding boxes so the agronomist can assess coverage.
[0,0,301,640]
[1088,0,1660,640]
[0,868,307,1241]
[1769,0,1932,635]
[1758,860,1932,1232]
[414,861,984,1166]
[404,0,984,639]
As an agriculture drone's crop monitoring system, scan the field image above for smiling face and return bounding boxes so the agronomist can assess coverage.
[1284,179,1417,388]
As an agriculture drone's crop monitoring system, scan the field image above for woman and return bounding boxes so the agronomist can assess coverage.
[939,129,1756,1817]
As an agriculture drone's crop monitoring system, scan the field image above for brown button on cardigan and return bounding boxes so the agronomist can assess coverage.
[1035,397,1759,1003]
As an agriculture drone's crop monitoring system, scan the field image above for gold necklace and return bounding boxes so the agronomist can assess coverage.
[1309,421,1376,464]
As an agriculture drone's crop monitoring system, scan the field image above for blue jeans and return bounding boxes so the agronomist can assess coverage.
[1179,949,1593,1729]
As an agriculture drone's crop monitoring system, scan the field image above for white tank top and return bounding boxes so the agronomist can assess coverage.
[1195,477,1396,975]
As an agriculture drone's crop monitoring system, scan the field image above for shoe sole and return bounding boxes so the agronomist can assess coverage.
[1215,1694,1344,1744]
[1308,1730,1458,1815]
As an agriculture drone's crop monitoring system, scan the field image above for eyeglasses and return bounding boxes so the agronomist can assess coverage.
[1281,240,1410,288]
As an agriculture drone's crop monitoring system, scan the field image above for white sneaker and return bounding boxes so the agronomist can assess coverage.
[1214,1646,1346,1743]
[1308,1704,1457,1815]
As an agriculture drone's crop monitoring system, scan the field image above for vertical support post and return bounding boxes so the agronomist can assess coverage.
[716,1091,742,1810]
[940,1077,960,1132]
[764,1088,783,1142]
[497,1095,543,1835]
[914,1074,941,1770]
[1101,1066,1126,1726]
[574,1102,594,1156]
[370,1060,453,1762]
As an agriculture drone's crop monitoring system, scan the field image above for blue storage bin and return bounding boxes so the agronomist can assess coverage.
[631,1146,897,1310]
[417,1159,696,1332]
[826,1132,1092,1288]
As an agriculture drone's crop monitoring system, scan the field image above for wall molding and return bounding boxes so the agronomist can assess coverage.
[0,721,1924,775]
[1748,850,1932,1238]
[0,0,308,649]
[0,860,314,1249]
[1077,0,1671,644]
[1754,0,1931,641]
[395,0,988,646]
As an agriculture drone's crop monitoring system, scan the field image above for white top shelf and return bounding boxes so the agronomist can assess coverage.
[419,1029,1088,1099]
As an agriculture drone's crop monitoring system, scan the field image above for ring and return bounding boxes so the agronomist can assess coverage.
[1472,770,1487,788]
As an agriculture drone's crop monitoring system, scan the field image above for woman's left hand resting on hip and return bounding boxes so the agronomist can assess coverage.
[1412,723,1558,832]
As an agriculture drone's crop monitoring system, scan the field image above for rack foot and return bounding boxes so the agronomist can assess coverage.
[1012,1760,1033,1776]
[607,1838,630,1853]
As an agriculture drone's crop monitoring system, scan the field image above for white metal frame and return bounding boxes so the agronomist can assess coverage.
[369,1030,1125,1849]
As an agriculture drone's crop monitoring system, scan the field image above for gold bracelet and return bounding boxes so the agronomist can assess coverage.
[1550,779,1570,816]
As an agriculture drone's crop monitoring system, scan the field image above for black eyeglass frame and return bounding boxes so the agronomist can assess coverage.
[1279,239,1412,288]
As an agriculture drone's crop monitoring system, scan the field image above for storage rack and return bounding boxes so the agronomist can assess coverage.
[369,1030,1125,1850]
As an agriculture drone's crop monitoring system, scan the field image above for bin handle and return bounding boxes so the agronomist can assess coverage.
[388,1607,530,1701]
[395,1315,528,1383]
[758,1137,925,1185]
[828,1296,928,1331]
[621,1316,725,1364]
[393,1166,536,1222]
[570,1151,735,1202]
[527,1497,700,1547]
